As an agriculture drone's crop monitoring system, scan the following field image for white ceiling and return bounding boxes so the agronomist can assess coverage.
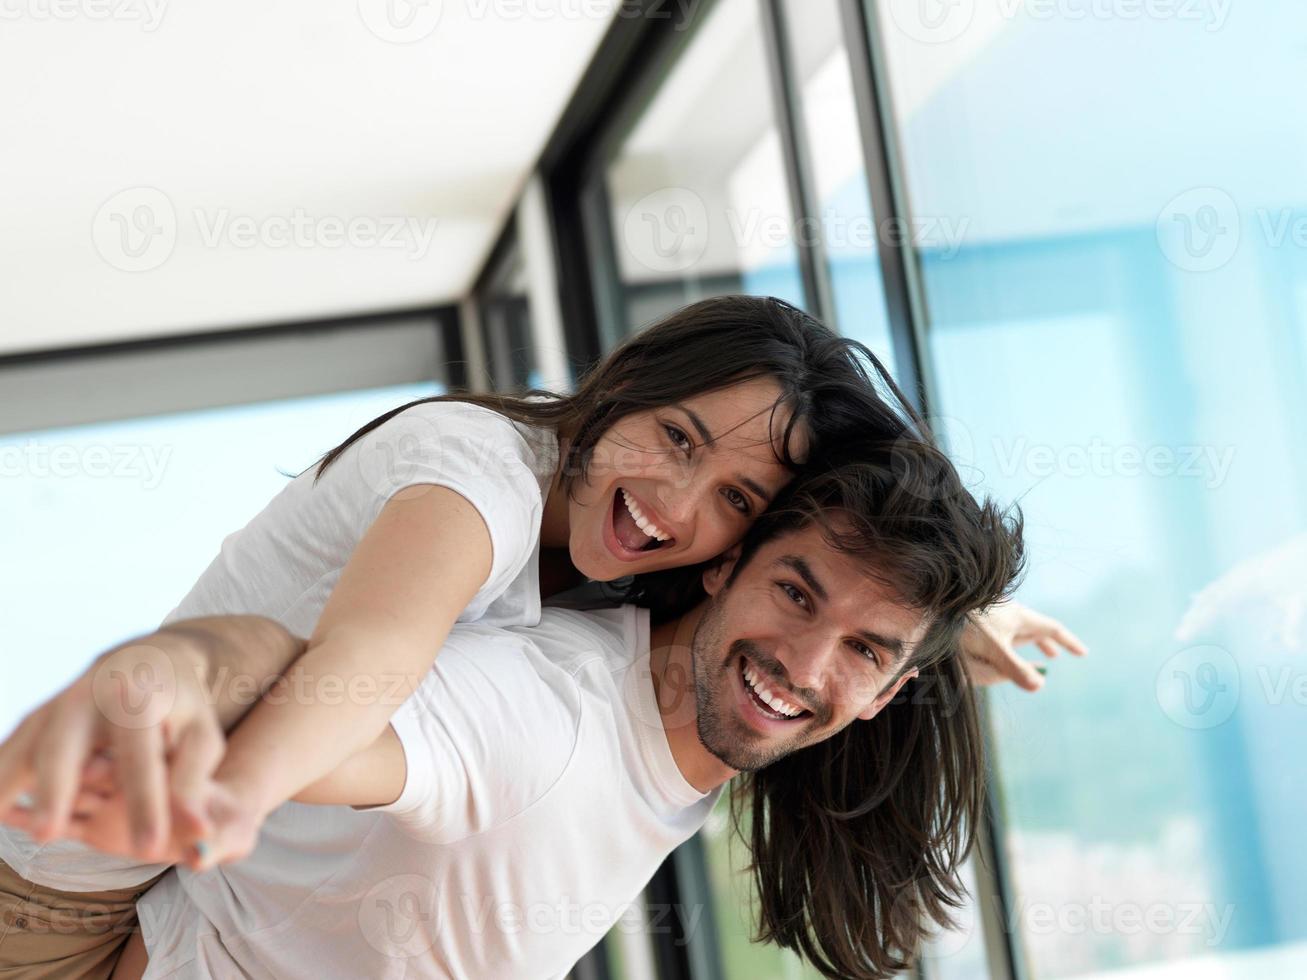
[0,0,618,356]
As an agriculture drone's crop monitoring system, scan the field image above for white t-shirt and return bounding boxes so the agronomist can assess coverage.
[137,605,722,980]
[0,400,560,891]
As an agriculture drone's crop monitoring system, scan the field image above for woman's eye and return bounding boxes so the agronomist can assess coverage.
[723,487,750,515]
[663,424,691,453]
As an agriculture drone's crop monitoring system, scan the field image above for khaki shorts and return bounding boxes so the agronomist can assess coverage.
[0,858,163,979]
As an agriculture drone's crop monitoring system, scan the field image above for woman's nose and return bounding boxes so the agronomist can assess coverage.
[655,478,710,533]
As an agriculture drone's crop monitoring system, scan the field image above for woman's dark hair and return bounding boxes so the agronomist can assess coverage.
[306,295,928,507]
[722,438,1026,979]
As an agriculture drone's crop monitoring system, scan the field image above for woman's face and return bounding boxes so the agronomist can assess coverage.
[567,376,807,582]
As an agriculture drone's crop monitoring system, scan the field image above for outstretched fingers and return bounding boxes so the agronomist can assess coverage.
[28,697,97,841]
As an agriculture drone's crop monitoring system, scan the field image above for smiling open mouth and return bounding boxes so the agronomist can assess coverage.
[739,656,810,722]
[611,487,673,553]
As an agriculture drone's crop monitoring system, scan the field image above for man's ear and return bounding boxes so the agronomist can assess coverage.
[857,668,919,721]
[702,544,743,597]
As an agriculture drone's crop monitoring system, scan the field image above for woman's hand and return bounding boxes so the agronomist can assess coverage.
[961,601,1088,690]
[0,633,225,859]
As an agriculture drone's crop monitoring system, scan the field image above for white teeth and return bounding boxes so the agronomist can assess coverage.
[743,663,803,718]
[620,489,671,542]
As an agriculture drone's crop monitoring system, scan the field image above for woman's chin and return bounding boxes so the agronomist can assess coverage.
[576,537,661,582]
[568,537,623,582]
[582,550,642,582]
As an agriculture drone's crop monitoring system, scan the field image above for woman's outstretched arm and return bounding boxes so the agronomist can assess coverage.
[196,483,493,860]
[961,600,1088,690]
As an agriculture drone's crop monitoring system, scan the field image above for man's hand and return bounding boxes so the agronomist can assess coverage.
[2,754,259,872]
[961,601,1088,690]
[0,633,225,860]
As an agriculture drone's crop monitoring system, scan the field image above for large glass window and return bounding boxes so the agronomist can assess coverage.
[589,0,805,339]
[0,382,441,733]
[478,236,540,392]
[700,793,827,979]
[875,1,1307,976]
[778,0,895,365]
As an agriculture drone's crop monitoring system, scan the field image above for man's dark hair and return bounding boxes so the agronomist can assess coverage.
[629,430,1025,978]
[724,436,1025,979]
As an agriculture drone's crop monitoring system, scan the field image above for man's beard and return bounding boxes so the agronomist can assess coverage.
[689,600,813,772]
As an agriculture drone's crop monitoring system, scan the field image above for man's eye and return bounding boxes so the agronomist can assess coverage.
[663,424,691,453]
[779,582,807,607]
[851,641,878,665]
[723,487,750,515]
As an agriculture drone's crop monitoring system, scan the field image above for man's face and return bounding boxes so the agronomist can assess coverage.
[689,522,928,773]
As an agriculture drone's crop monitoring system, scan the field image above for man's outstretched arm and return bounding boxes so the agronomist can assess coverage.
[0,614,307,858]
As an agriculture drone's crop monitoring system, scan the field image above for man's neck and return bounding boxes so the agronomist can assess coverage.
[648,605,739,795]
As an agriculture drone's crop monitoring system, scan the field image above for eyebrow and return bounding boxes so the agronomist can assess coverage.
[680,404,775,506]
[776,554,909,664]
[859,630,908,666]
[680,405,716,446]
[778,554,828,601]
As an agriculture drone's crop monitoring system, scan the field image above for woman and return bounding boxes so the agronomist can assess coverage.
[0,295,1082,974]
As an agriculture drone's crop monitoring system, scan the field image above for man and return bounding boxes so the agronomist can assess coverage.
[4,443,1030,978]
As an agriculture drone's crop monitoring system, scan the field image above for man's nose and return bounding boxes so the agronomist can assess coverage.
[780,631,840,701]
